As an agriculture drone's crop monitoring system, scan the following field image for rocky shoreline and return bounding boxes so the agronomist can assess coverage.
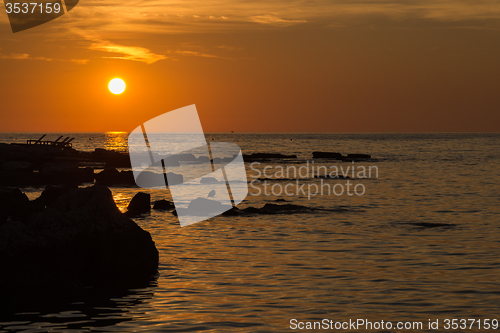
[0,184,159,301]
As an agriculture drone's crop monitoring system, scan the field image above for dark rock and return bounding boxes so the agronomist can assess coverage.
[176,153,197,162]
[78,167,96,183]
[0,161,33,172]
[243,153,297,161]
[40,162,78,174]
[200,177,219,184]
[0,187,30,223]
[241,206,261,214]
[0,171,42,187]
[94,148,131,168]
[173,198,232,217]
[34,184,77,208]
[95,167,120,185]
[187,197,231,214]
[314,174,350,179]
[126,192,151,216]
[312,151,344,159]
[166,172,183,186]
[152,199,174,211]
[162,153,197,167]
[162,156,181,167]
[0,185,158,295]
[221,207,240,216]
[95,168,136,186]
[39,163,95,185]
[242,203,315,215]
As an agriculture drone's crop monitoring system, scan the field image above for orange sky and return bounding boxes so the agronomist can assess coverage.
[1,0,499,132]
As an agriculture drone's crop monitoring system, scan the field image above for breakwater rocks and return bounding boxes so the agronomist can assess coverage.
[0,143,130,187]
[0,142,376,188]
[242,152,375,162]
[0,185,159,296]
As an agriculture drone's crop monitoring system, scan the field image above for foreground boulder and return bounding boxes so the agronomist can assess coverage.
[0,186,30,223]
[33,184,77,208]
[0,185,159,295]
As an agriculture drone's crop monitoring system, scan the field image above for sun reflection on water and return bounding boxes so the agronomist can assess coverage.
[105,132,129,152]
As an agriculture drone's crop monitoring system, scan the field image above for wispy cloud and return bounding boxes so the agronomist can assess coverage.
[170,50,221,58]
[0,52,89,64]
[250,15,307,25]
[4,0,500,66]
[77,32,167,64]
[63,0,500,35]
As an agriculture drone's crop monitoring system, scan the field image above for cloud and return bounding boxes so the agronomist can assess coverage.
[215,45,242,51]
[170,50,221,58]
[90,42,167,64]
[250,15,307,25]
[0,52,89,64]
[78,33,167,64]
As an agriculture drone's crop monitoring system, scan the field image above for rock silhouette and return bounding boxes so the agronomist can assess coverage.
[243,153,297,161]
[153,199,175,211]
[0,185,159,298]
[126,192,151,216]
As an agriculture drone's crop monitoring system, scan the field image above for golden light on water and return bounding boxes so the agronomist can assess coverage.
[108,78,126,94]
[104,131,128,151]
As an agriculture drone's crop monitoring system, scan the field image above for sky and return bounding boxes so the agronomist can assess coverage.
[1,0,499,132]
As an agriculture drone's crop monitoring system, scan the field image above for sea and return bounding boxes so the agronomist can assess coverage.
[0,132,499,332]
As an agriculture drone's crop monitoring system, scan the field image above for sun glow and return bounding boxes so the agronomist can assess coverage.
[108,78,126,94]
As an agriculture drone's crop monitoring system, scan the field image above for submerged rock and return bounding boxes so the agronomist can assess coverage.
[153,199,175,211]
[344,153,372,161]
[312,152,343,159]
[314,174,350,179]
[237,203,351,216]
[187,197,232,214]
[243,153,297,161]
[200,177,219,184]
[0,185,159,295]
[242,203,315,215]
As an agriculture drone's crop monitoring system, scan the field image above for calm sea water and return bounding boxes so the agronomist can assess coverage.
[1,133,499,332]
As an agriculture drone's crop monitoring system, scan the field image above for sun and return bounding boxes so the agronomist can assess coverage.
[108,78,126,94]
